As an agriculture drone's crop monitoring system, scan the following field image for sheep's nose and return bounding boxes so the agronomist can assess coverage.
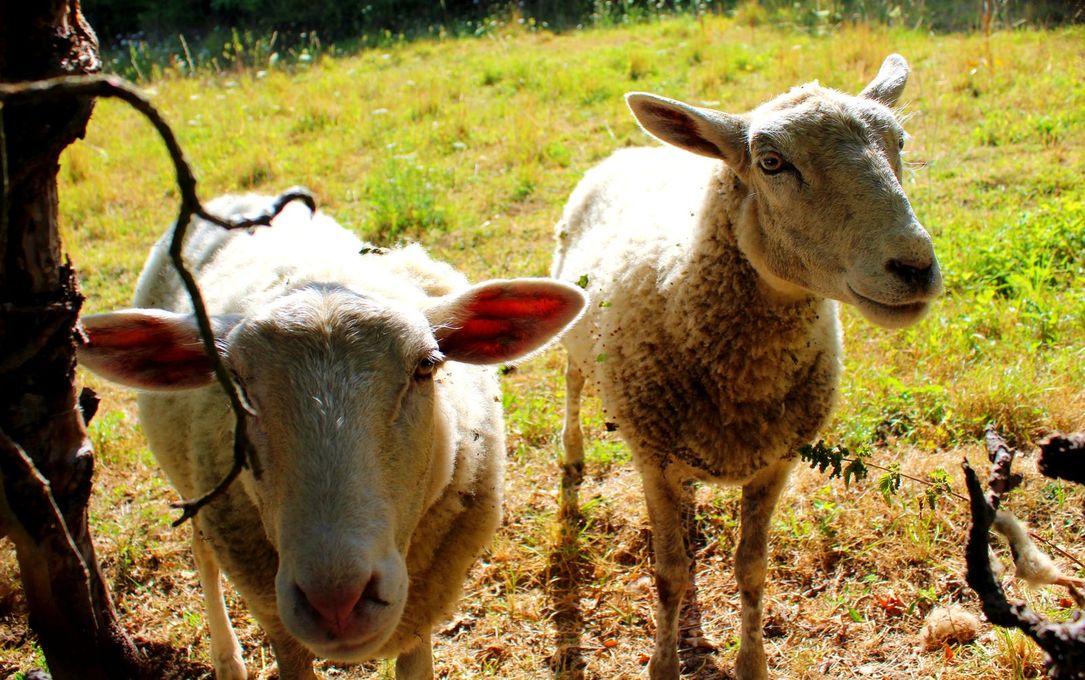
[886,257,935,289]
[299,574,387,636]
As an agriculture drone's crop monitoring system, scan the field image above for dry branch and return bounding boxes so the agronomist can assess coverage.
[0,75,316,526]
[962,426,1085,679]
[1039,433,1085,485]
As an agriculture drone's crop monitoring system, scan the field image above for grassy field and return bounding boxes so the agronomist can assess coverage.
[2,13,1085,680]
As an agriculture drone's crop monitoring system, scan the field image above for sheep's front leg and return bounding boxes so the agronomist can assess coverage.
[560,357,587,492]
[395,631,433,680]
[734,461,792,680]
[191,523,247,680]
[264,626,317,680]
[642,464,689,680]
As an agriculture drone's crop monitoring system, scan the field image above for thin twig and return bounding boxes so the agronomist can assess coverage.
[863,458,969,503]
[853,449,1084,571]
[0,75,316,526]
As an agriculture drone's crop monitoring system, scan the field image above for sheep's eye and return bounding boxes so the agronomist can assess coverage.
[413,354,442,381]
[758,153,788,175]
[897,136,905,151]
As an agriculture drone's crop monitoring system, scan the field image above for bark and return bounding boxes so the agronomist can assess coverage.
[0,1,145,677]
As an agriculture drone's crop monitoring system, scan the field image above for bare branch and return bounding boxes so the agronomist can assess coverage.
[983,425,1023,509]
[962,427,1085,679]
[0,75,317,526]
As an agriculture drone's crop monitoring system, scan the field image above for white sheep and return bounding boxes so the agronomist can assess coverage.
[79,194,586,680]
[552,55,942,679]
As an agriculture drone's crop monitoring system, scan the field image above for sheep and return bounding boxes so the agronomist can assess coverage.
[78,194,586,680]
[552,55,942,679]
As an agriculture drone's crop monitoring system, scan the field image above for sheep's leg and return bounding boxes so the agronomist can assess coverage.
[734,461,792,680]
[560,357,586,490]
[642,464,689,680]
[395,631,434,680]
[191,523,247,680]
[264,628,318,680]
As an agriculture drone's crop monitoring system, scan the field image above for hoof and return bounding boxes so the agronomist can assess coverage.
[213,654,247,680]
[647,651,679,680]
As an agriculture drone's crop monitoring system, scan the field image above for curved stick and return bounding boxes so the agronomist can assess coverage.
[0,75,317,526]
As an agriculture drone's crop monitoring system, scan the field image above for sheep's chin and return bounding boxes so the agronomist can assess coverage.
[299,618,401,663]
[847,285,931,329]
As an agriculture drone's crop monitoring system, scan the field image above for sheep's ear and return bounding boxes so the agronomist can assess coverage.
[625,92,749,169]
[425,279,587,365]
[78,309,242,390]
[859,54,909,107]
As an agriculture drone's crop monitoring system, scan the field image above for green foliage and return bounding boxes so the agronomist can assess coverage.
[955,198,1085,300]
[362,158,449,241]
[874,380,952,442]
[878,466,903,504]
[803,445,956,511]
[800,441,869,487]
[925,469,953,511]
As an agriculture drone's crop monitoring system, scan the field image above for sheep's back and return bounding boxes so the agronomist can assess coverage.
[134,195,466,316]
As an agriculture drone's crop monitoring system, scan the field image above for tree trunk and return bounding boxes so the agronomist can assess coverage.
[0,1,145,677]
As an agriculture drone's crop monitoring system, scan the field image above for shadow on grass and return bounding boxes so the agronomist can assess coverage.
[135,637,215,679]
[546,474,591,678]
[547,473,729,679]
[676,489,730,680]
[674,573,731,679]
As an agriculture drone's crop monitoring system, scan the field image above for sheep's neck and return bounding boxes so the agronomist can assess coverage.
[681,163,811,305]
[664,163,823,348]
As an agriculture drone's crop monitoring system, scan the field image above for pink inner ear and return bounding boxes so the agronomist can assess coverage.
[438,317,521,359]
[88,318,202,357]
[436,282,584,364]
[80,312,217,390]
[464,290,572,317]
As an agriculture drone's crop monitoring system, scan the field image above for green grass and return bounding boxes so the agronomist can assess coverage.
[63,18,1085,448]
[12,13,1084,680]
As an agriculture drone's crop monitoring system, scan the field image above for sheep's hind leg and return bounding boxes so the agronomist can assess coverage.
[734,461,792,680]
[641,464,689,680]
[395,632,433,680]
[560,357,587,499]
[191,522,247,680]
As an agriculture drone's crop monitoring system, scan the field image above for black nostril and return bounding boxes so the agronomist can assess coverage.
[886,258,932,287]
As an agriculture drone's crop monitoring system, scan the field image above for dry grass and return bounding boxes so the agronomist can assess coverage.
[5,369,1079,679]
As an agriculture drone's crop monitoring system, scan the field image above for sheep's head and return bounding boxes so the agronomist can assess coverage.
[78,278,585,661]
[625,54,942,329]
